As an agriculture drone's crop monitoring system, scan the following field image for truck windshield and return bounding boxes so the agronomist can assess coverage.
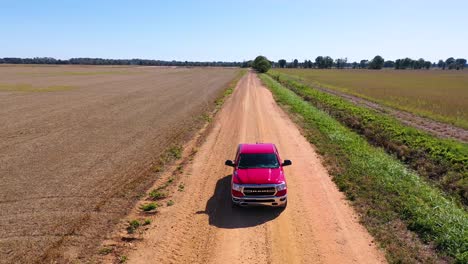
[238,153,279,169]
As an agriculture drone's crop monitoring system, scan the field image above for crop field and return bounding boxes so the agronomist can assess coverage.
[0,65,239,263]
[275,69,468,129]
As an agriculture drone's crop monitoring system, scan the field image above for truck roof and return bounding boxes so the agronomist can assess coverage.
[239,143,276,154]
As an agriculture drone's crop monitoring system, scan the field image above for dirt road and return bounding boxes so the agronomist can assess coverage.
[123,72,386,264]
[0,66,238,263]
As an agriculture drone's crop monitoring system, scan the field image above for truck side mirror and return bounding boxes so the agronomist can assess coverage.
[225,160,235,167]
[282,160,292,166]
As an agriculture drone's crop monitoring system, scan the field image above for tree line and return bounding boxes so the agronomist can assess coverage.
[1,56,466,71]
[273,56,467,70]
[0,57,243,67]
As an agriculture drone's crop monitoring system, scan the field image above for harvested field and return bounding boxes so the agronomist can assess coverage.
[0,65,239,263]
[275,69,468,129]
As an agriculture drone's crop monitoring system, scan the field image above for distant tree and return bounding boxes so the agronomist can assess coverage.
[368,55,384,69]
[315,56,334,69]
[324,56,333,68]
[307,60,313,68]
[383,60,395,68]
[411,58,425,69]
[335,58,347,69]
[393,58,436,70]
[352,62,358,69]
[424,61,432,69]
[359,60,369,69]
[252,55,271,73]
[292,59,299,68]
[342,58,348,69]
[437,60,446,70]
[455,58,467,70]
[418,58,425,69]
[278,59,286,68]
[395,59,401,69]
[315,56,324,69]
[401,58,413,69]
[446,57,456,69]
[241,60,252,68]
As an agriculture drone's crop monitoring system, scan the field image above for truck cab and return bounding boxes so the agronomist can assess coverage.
[225,143,291,207]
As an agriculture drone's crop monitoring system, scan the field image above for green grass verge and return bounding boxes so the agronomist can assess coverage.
[260,73,468,263]
[268,72,468,207]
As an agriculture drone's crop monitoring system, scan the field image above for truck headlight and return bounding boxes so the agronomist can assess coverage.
[276,183,287,191]
[232,183,242,192]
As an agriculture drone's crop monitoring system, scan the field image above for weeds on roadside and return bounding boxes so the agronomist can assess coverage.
[167,200,175,206]
[178,183,185,192]
[200,113,212,123]
[149,189,168,200]
[98,247,113,255]
[168,145,183,160]
[126,220,141,234]
[151,164,162,173]
[127,218,151,234]
[176,165,184,173]
[140,202,159,212]
[119,255,128,263]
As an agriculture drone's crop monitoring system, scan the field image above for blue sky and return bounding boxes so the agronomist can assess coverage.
[1,0,467,62]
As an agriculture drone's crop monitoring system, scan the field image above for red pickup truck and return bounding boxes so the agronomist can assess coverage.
[225,143,291,207]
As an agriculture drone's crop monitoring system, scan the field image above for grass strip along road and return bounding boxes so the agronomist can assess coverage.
[260,74,468,263]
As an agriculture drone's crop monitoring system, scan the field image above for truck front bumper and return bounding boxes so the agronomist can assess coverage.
[232,194,287,207]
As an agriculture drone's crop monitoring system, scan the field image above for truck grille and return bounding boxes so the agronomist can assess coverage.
[243,187,276,196]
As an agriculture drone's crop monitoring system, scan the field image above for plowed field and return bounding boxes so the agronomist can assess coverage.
[0,65,239,263]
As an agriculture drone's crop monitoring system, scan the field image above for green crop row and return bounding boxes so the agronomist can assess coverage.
[267,71,468,207]
[260,74,468,263]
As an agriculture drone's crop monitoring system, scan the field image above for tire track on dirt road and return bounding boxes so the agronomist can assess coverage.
[122,71,386,264]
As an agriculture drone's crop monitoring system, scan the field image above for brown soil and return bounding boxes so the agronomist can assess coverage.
[310,83,468,142]
[111,72,386,264]
[0,65,239,263]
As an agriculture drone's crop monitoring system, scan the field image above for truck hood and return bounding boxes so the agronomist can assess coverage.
[235,168,284,184]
